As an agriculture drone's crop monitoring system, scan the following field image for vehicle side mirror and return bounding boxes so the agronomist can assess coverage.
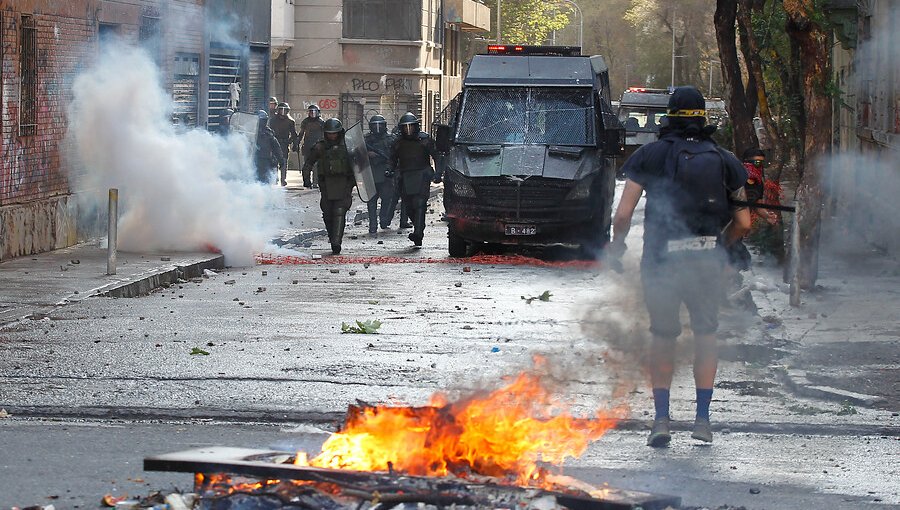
[435,124,452,153]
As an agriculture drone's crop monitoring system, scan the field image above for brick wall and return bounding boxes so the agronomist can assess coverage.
[0,0,99,207]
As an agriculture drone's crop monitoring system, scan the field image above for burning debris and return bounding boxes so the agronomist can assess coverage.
[143,364,678,509]
[145,448,680,510]
[293,369,619,487]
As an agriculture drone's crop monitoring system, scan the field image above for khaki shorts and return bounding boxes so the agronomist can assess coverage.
[641,250,726,338]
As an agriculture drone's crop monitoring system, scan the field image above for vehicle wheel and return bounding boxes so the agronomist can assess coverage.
[448,231,468,258]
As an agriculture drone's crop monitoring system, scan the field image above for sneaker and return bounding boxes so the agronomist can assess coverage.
[647,417,671,447]
[691,417,713,443]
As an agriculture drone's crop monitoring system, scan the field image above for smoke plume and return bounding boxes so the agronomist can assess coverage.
[66,43,285,266]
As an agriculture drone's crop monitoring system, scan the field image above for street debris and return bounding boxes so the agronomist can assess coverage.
[190,347,210,356]
[341,319,382,334]
[0,408,10,418]
[203,269,217,277]
[521,291,552,304]
[160,257,171,262]
[454,282,463,287]
[330,269,340,274]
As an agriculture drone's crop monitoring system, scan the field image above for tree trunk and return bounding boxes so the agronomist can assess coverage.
[783,0,831,288]
[714,0,759,155]
[737,1,783,164]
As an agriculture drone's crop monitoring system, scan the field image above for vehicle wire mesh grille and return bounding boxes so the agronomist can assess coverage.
[455,88,595,146]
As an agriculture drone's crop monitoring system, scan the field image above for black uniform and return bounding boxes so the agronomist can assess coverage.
[302,138,356,254]
[298,117,325,187]
[270,114,298,185]
[391,132,437,245]
[364,131,396,232]
[255,124,285,183]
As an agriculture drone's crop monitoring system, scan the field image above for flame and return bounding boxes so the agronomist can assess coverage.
[297,364,621,486]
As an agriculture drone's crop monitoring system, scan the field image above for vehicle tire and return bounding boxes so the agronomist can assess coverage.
[448,231,468,258]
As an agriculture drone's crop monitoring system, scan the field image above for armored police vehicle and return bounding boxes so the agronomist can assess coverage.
[434,45,625,257]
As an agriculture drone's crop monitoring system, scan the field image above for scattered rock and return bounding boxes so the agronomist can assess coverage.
[349,271,357,276]
[224,280,236,285]
[330,269,340,274]
[292,280,299,284]
[463,266,471,273]
[262,271,268,276]
[0,409,9,418]
[454,282,462,288]
[377,240,384,245]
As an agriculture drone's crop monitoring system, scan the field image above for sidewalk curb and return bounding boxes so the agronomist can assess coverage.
[97,255,225,298]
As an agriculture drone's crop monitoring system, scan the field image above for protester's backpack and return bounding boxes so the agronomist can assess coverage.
[660,137,731,239]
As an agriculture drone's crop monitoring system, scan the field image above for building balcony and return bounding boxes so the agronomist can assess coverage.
[445,0,491,33]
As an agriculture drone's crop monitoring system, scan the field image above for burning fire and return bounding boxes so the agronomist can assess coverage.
[297,362,621,486]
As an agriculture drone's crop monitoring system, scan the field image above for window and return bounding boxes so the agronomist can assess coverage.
[19,15,37,136]
[443,26,460,77]
[456,87,596,146]
[343,0,421,41]
[139,10,162,62]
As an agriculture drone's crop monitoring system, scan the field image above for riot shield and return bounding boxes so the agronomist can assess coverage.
[343,121,377,202]
[229,112,259,147]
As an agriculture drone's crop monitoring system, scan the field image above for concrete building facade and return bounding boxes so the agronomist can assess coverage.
[829,0,900,253]
[271,0,489,132]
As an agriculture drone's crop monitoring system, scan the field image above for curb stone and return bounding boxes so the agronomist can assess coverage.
[98,255,225,298]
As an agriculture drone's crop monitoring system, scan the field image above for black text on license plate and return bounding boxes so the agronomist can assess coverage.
[505,224,537,236]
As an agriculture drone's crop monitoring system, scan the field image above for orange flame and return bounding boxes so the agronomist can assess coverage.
[297,367,621,486]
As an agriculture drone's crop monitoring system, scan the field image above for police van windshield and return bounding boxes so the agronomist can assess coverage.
[618,107,667,133]
[456,87,595,146]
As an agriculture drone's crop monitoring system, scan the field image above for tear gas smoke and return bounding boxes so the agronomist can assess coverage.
[66,44,286,266]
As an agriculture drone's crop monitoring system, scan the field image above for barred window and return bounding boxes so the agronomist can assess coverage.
[343,0,421,41]
[19,14,37,136]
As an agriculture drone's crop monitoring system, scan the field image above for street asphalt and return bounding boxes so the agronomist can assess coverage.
[1,174,897,509]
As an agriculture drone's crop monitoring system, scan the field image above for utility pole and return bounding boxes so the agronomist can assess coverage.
[496,0,501,43]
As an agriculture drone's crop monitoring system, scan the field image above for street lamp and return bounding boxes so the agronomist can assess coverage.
[555,0,583,50]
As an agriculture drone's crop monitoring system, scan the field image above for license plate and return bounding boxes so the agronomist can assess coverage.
[505,224,537,236]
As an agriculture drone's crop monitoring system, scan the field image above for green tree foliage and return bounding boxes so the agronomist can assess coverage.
[495,0,574,45]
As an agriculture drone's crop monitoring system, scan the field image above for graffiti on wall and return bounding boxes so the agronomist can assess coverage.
[351,76,415,93]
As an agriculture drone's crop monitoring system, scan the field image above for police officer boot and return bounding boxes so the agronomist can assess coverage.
[322,212,334,251]
[367,199,378,235]
[409,203,426,247]
[399,201,411,229]
[331,208,347,255]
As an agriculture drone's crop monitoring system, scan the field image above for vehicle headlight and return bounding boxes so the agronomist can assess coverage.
[565,177,593,200]
[451,179,476,198]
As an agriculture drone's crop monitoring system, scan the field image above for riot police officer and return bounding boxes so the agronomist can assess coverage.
[270,102,299,186]
[255,110,285,184]
[302,118,356,255]
[298,105,326,188]
[390,112,437,247]
[364,115,395,234]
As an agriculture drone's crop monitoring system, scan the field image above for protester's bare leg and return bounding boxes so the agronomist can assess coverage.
[650,335,676,389]
[693,333,718,389]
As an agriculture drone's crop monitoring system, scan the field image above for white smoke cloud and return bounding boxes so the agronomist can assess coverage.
[66,43,286,267]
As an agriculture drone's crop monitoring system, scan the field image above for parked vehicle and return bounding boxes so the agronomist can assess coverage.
[434,45,625,257]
